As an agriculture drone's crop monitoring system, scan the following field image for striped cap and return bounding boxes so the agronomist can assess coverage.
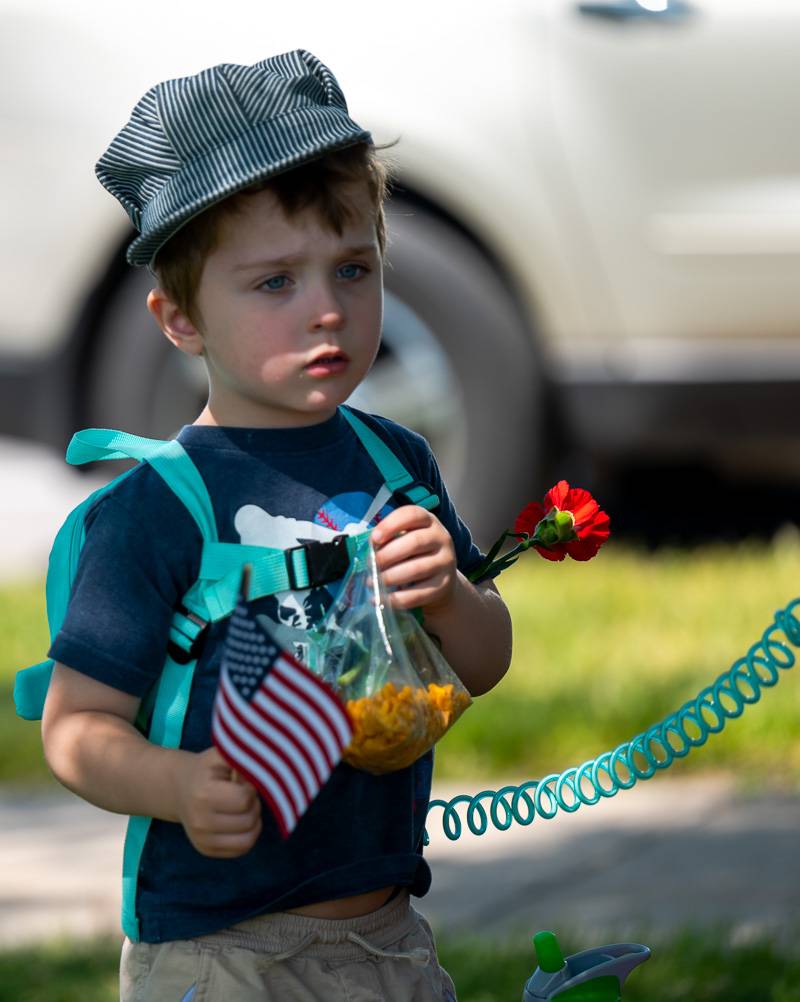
[96,50,372,267]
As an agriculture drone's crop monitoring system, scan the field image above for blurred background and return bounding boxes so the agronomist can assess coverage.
[3,0,800,545]
[2,1,800,1000]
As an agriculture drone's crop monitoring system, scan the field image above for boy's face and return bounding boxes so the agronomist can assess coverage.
[172,183,383,428]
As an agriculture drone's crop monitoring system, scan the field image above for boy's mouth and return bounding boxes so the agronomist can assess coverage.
[304,349,350,377]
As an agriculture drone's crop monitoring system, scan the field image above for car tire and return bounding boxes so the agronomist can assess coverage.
[376,202,543,543]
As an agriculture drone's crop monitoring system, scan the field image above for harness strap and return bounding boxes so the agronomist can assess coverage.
[67,431,218,543]
[60,429,220,941]
[65,428,172,464]
[340,407,440,511]
[190,533,369,622]
[122,651,195,940]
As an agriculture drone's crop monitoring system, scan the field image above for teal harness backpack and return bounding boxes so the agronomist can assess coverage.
[13,404,439,941]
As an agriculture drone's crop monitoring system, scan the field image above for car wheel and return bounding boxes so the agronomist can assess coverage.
[85,202,541,543]
[365,202,542,543]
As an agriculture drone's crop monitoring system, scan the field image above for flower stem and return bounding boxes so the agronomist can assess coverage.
[468,537,530,584]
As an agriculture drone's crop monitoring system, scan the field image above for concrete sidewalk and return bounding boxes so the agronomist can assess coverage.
[424,774,800,945]
[2,774,798,949]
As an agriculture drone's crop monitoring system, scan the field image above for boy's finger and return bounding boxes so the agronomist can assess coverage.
[201,746,240,779]
[200,824,263,858]
[373,531,439,571]
[375,546,432,578]
[201,748,258,793]
[371,506,433,545]
[210,778,260,812]
[379,551,442,586]
[222,762,259,795]
[209,803,262,833]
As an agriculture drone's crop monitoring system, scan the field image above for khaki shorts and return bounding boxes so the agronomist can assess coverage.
[120,891,457,1001]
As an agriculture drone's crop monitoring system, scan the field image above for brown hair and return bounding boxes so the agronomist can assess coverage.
[152,142,395,328]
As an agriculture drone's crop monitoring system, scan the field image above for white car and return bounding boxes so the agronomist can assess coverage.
[2,0,799,539]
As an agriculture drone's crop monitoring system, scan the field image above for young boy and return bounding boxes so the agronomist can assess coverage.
[41,50,512,1001]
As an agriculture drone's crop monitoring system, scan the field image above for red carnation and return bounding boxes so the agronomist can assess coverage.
[468,481,610,583]
[514,480,610,562]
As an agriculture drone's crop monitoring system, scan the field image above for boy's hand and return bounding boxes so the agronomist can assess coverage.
[173,747,262,858]
[370,505,457,612]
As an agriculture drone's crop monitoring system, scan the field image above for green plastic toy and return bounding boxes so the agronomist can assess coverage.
[522,930,650,1001]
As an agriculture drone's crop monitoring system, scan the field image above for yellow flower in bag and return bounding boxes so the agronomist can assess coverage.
[343,681,471,773]
[308,538,472,775]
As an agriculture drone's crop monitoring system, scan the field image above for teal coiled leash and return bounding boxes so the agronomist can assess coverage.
[425,596,800,842]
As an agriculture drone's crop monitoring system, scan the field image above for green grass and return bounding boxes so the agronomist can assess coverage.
[0,579,53,785]
[3,928,800,1001]
[4,537,800,786]
[0,938,121,1002]
[435,536,800,786]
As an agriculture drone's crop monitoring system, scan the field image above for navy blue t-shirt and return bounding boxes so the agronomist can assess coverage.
[50,407,483,943]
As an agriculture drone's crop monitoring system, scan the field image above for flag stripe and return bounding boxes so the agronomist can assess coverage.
[211,594,353,839]
[273,656,353,746]
[213,703,296,833]
[252,684,330,781]
[244,692,325,790]
[212,699,296,833]
[214,689,298,821]
[220,671,322,809]
[216,675,312,812]
[219,668,321,797]
[254,666,334,775]
[264,671,340,769]
[212,716,294,838]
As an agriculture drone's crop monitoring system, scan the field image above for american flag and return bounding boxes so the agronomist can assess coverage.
[211,570,353,838]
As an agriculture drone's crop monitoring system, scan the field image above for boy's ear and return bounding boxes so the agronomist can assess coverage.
[146,288,204,356]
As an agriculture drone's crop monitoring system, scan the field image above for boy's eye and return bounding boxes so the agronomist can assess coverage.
[338,263,368,280]
[260,275,290,292]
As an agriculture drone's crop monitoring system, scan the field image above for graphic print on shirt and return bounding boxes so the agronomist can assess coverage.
[233,489,394,661]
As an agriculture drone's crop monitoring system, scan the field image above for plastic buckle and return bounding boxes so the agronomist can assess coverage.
[167,606,209,665]
[286,534,351,590]
[395,480,439,509]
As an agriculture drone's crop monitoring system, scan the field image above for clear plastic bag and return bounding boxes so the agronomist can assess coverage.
[304,535,472,774]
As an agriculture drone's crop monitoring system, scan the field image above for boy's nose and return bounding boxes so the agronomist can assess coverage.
[311,310,345,332]
[308,278,346,333]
